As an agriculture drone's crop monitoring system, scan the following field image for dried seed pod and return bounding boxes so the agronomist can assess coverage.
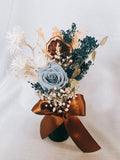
[46,36,72,59]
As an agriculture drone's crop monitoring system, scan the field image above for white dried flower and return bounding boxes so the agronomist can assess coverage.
[75,95,77,98]
[55,55,58,58]
[52,93,56,97]
[59,102,62,106]
[64,108,69,112]
[58,110,62,113]
[7,26,25,53]
[68,100,71,104]
[33,54,48,68]
[60,89,64,93]
[58,93,61,97]
[67,104,70,108]
[62,102,65,106]
[10,55,38,81]
[52,107,56,112]
[54,102,57,107]
[11,55,28,74]
[50,104,52,107]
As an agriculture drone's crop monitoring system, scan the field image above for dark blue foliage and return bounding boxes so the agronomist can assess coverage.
[64,67,74,78]
[75,61,92,80]
[61,23,77,44]
[28,81,44,93]
[63,27,99,80]
[72,36,99,65]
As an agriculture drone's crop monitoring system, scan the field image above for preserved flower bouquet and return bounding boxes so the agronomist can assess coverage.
[7,23,108,153]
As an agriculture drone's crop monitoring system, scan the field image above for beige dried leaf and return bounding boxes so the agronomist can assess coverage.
[72,30,82,49]
[35,28,46,43]
[100,36,108,46]
[52,27,63,38]
[92,50,96,61]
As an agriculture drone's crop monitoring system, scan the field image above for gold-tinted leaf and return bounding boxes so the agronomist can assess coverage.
[72,67,81,78]
[71,79,79,89]
[92,50,96,61]
[69,79,73,84]
[100,36,108,46]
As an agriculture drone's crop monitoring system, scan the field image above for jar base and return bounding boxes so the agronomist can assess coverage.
[48,123,69,142]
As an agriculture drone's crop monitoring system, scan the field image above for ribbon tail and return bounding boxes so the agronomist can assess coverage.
[64,116,101,153]
[40,115,63,139]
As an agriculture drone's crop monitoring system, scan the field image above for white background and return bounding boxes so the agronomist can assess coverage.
[0,0,120,160]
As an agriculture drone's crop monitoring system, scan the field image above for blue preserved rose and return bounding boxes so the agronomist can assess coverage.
[39,62,68,91]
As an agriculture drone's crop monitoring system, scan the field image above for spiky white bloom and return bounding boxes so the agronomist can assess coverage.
[7,26,25,53]
[11,55,28,75]
[33,54,48,68]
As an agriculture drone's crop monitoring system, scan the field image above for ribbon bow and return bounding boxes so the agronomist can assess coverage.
[32,94,101,153]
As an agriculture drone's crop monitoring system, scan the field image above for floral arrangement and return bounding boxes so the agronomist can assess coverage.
[8,23,108,153]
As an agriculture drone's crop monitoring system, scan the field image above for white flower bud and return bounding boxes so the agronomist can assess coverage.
[60,89,64,93]
[68,100,71,104]
[62,102,65,106]
[58,110,62,113]
[69,59,73,63]
[64,108,69,112]
[50,104,52,107]
[59,102,62,106]
[55,55,58,58]
[52,107,56,112]
[58,93,61,96]
[67,104,70,108]
[53,93,56,97]
[54,103,57,107]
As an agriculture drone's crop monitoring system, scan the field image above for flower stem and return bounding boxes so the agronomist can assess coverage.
[24,40,35,56]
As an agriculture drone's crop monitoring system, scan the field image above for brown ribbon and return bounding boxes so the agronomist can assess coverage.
[32,94,101,153]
